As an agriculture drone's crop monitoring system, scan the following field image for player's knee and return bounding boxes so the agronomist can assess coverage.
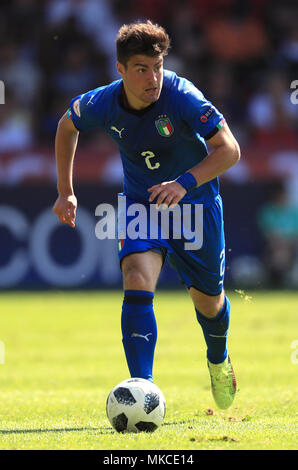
[123,268,151,291]
[191,288,225,318]
[199,302,222,319]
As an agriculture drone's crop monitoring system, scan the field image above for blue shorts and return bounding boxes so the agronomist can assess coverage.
[117,194,225,296]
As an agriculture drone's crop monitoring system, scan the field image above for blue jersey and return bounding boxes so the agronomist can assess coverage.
[69,70,225,206]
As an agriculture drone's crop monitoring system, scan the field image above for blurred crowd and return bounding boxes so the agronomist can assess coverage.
[0,0,297,155]
[1,0,298,288]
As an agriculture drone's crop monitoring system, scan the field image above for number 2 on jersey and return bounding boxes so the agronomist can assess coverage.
[219,248,225,277]
[141,151,160,170]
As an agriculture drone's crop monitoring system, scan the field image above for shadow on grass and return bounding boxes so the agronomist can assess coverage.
[0,419,198,436]
[0,426,114,435]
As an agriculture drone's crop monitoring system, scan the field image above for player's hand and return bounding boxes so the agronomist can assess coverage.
[52,194,77,228]
[148,181,187,209]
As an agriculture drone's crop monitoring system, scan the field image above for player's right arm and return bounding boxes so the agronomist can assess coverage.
[52,112,79,228]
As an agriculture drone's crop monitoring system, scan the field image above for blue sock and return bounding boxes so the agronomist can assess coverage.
[121,290,157,382]
[196,296,230,364]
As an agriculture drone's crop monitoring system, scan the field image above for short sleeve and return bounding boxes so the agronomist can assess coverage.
[181,83,225,140]
[69,88,104,132]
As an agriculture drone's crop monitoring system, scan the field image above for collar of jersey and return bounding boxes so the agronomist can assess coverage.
[118,85,157,117]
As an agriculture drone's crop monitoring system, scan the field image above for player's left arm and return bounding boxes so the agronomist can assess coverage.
[189,121,241,187]
[148,122,240,209]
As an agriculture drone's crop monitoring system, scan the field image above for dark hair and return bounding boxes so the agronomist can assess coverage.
[116,20,170,66]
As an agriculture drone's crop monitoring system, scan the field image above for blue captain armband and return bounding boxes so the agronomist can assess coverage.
[175,172,197,192]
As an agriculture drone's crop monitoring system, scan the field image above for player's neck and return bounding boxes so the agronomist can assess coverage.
[120,86,155,115]
[121,85,152,111]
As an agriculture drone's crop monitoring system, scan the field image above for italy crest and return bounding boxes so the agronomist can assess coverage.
[155,115,174,137]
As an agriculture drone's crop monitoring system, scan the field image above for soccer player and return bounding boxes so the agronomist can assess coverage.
[53,20,240,409]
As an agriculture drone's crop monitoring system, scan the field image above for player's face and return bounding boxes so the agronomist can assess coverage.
[117,54,164,110]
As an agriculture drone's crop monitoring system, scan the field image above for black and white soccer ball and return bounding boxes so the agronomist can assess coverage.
[106,378,166,433]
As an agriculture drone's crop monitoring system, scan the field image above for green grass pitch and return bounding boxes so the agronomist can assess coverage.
[0,290,297,450]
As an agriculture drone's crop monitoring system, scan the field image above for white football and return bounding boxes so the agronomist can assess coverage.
[106,378,166,433]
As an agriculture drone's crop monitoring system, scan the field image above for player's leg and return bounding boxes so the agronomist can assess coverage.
[189,285,236,410]
[167,195,230,364]
[122,250,163,292]
[189,287,236,409]
[121,250,163,382]
[189,287,229,364]
[167,195,236,407]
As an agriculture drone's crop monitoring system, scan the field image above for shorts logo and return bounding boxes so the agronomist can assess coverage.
[72,98,81,117]
[155,115,174,137]
[200,106,215,123]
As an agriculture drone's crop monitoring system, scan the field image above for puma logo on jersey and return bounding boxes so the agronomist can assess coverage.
[111,126,125,138]
[131,332,152,342]
[87,94,95,106]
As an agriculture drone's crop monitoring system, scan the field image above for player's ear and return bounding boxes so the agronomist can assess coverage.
[116,61,125,77]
